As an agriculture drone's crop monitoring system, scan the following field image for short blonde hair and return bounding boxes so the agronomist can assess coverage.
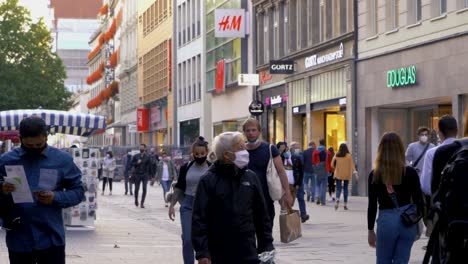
[290,141,300,148]
[242,118,261,132]
[211,131,244,161]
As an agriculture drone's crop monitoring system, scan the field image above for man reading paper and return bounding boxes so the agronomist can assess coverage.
[0,116,85,264]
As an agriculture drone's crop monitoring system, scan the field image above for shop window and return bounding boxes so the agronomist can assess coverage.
[325,113,346,152]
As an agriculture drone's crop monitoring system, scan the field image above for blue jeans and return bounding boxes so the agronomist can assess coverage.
[124,173,133,194]
[336,179,349,203]
[303,172,316,199]
[161,180,173,203]
[296,184,307,217]
[376,205,417,264]
[315,176,327,205]
[180,195,195,264]
[9,245,65,264]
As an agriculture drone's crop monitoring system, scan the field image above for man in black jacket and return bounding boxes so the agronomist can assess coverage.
[192,132,273,264]
[132,144,152,208]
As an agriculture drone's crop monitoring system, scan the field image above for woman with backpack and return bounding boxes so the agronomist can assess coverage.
[168,137,211,264]
[331,143,356,210]
[367,132,424,263]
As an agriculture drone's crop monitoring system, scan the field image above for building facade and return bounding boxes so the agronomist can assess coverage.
[119,0,139,146]
[137,0,174,146]
[207,0,253,138]
[253,0,355,154]
[356,0,468,195]
[175,0,209,146]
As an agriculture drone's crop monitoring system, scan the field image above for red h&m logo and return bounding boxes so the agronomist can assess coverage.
[218,15,242,31]
[215,59,225,94]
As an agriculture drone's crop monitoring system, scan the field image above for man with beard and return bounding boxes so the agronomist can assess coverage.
[0,116,84,264]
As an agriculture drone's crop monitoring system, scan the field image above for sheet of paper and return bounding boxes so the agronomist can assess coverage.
[4,165,34,203]
[38,169,58,191]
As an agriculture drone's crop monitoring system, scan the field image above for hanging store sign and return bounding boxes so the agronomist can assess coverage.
[305,43,344,69]
[214,9,246,38]
[387,65,417,88]
[248,100,265,116]
[238,74,260,86]
[269,60,294,74]
[137,108,149,132]
[215,59,226,93]
[259,71,272,84]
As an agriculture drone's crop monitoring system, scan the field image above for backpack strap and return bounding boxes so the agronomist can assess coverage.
[413,143,430,168]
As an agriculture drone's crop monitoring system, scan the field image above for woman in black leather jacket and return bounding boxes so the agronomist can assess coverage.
[191,131,274,264]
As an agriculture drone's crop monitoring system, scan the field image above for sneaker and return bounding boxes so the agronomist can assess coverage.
[130,192,133,195]
[135,201,139,207]
[332,197,336,201]
[344,205,348,210]
[328,197,334,202]
[109,191,112,196]
[165,203,168,208]
[306,194,311,202]
[301,215,310,223]
[140,204,145,208]
[316,199,320,205]
[124,191,127,195]
[335,201,339,210]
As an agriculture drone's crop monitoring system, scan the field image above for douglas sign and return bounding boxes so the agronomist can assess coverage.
[387,65,417,88]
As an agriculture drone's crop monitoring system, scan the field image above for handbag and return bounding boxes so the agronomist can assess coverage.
[387,187,423,226]
[279,208,302,243]
[266,144,283,201]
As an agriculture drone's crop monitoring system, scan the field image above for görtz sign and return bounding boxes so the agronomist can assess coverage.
[305,43,344,69]
[269,60,294,74]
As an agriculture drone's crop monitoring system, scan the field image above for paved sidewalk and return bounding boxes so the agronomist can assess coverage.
[0,181,427,263]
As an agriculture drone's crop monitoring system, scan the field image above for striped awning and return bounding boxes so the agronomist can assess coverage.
[0,109,107,137]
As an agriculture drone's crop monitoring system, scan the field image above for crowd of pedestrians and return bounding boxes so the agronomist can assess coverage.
[2,114,468,264]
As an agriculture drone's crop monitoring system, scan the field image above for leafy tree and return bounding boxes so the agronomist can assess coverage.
[0,0,72,111]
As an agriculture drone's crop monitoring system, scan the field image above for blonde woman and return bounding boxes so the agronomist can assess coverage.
[331,143,356,210]
[367,132,424,263]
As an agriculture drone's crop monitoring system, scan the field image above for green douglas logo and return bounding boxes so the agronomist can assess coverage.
[387,66,416,88]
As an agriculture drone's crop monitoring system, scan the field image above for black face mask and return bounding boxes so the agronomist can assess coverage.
[21,144,47,156]
[140,149,145,154]
[194,156,207,164]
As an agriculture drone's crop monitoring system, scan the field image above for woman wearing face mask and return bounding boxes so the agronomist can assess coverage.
[102,151,116,195]
[168,137,211,264]
[192,132,274,264]
[276,141,288,163]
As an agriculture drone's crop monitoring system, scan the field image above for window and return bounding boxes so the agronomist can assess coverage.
[283,2,289,56]
[465,0,468,8]
[264,13,269,62]
[187,0,191,41]
[268,8,275,60]
[178,6,182,46]
[300,0,308,48]
[310,0,320,44]
[197,55,201,100]
[408,0,422,25]
[257,12,264,65]
[432,0,447,16]
[289,0,297,52]
[326,0,333,40]
[368,0,378,36]
[192,56,196,101]
[440,0,447,14]
[339,0,347,34]
[386,0,399,31]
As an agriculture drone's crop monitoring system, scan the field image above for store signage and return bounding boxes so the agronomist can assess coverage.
[259,71,272,84]
[215,59,225,93]
[269,60,294,74]
[248,100,264,116]
[128,124,137,133]
[293,107,299,114]
[305,43,344,69]
[238,74,260,86]
[387,65,417,88]
[270,95,282,105]
[339,98,347,105]
[214,9,246,38]
[137,108,149,132]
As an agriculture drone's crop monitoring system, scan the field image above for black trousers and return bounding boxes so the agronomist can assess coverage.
[134,175,149,205]
[102,177,113,192]
[9,245,65,264]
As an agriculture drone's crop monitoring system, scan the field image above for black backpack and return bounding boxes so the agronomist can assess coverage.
[424,139,468,263]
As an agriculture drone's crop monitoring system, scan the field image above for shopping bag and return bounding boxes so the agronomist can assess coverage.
[279,209,302,243]
[267,144,283,200]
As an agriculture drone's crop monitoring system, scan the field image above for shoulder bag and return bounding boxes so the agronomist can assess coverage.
[266,144,284,201]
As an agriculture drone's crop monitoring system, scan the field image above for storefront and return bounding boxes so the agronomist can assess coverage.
[138,99,168,146]
[179,118,200,146]
[357,34,468,192]
[287,40,354,151]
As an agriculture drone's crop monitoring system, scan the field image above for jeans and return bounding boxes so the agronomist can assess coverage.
[102,177,113,192]
[124,173,133,194]
[296,183,307,217]
[180,195,195,264]
[336,179,349,203]
[376,205,417,264]
[9,245,65,264]
[315,176,327,205]
[303,172,316,199]
[134,175,149,205]
[161,180,173,203]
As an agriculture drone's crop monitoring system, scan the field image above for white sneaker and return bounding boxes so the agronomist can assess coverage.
[328,197,334,202]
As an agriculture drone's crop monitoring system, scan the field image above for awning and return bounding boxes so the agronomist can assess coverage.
[0,109,107,137]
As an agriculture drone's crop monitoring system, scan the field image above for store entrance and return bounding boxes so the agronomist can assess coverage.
[325,112,346,151]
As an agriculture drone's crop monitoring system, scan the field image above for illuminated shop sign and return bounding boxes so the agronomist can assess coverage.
[387,66,417,88]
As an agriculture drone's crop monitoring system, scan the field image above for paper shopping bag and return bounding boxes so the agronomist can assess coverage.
[279,209,302,243]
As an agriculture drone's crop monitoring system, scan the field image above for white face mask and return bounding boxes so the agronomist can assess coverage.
[420,135,428,143]
[233,150,249,168]
[106,154,110,158]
